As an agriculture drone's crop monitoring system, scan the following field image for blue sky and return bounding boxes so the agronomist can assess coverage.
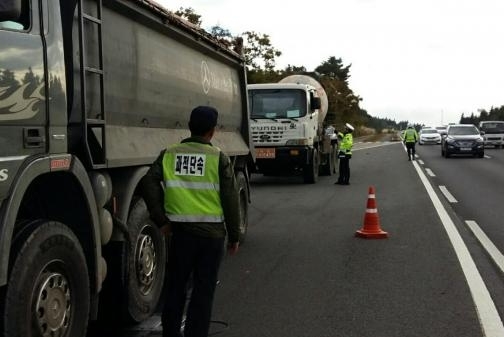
[156,0,504,127]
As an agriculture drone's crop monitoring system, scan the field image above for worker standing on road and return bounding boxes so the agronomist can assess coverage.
[141,105,241,337]
[403,124,419,161]
[335,123,354,185]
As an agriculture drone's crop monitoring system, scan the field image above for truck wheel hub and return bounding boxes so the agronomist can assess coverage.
[136,233,156,295]
[35,272,71,337]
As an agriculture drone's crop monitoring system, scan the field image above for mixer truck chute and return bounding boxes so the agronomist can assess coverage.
[248,75,337,183]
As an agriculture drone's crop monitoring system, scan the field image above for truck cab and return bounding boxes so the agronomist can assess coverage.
[247,77,336,183]
[248,83,320,147]
[478,121,504,148]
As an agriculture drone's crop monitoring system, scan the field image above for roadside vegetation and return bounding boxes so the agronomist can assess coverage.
[460,105,504,125]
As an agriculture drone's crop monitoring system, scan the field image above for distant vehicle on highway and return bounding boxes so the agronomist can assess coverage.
[418,128,441,145]
[478,121,504,148]
[441,124,484,158]
[435,125,448,136]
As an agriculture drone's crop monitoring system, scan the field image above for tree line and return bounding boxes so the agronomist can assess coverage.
[459,106,504,125]
[174,7,405,134]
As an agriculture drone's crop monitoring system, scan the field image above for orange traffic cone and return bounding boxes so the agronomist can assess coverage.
[355,186,388,239]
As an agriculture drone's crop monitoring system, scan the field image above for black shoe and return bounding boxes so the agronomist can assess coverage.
[334,181,343,185]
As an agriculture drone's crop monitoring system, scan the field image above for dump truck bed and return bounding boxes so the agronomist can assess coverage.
[66,0,250,167]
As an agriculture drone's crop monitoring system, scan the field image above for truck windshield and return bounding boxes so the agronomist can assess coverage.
[249,89,307,119]
[480,122,504,133]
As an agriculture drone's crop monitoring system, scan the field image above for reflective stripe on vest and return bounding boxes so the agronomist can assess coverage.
[162,142,224,223]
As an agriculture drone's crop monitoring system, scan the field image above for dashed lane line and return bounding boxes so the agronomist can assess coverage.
[425,168,436,177]
[417,159,424,165]
[439,185,458,203]
[466,220,504,275]
[412,160,504,337]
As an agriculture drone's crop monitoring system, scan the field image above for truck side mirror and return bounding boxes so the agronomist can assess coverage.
[0,0,21,21]
[311,97,321,110]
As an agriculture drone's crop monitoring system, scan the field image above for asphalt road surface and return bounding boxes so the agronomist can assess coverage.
[90,138,503,337]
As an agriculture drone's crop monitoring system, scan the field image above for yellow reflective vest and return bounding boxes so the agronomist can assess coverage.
[403,128,418,143]
[162,142,224,223]
[338,132,353,155]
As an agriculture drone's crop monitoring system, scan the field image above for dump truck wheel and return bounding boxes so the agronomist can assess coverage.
[2,221,90,337]
[125,198,166,323]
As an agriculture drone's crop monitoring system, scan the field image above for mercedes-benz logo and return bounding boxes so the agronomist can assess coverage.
[201,61,211,94]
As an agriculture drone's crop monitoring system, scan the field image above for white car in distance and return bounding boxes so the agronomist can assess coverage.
[419,128,441,145]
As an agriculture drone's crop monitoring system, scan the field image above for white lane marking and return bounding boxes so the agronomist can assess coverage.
[418,159,424,165]
[425,168,436,177]
[484,155,491,159]
[439,185,458,203]
[466,220,504,274]
[412,161,504,337]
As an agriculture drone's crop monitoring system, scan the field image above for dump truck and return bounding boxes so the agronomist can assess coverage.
[248,75,336,183]
[0,0,252,335]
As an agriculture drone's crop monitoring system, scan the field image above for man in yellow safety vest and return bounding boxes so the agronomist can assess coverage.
[335,123,354,185]
[403,124,419,161]
[142,106,240,337]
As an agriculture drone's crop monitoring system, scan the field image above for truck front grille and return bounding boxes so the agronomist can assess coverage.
[252,131,285,144]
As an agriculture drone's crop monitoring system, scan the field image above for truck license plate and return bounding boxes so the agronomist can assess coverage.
[256,148,275,159]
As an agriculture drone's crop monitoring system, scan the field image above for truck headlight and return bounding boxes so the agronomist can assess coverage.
[286,138,309,146]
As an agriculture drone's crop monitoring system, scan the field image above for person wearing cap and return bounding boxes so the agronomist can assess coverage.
[403,124,418,161]
[335,123,354,185]
[141,105,240,337]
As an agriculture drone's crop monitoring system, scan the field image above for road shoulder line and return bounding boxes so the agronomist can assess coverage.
[425,168,436,177]
[412,161,504,337]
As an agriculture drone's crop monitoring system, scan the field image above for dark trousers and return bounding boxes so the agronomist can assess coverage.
[162,230,225,337]
[406,142,416,159]
[338,156,350,184]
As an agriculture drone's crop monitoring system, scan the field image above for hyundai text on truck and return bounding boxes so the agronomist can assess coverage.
[247,75,337,184]
[0,0,252,335]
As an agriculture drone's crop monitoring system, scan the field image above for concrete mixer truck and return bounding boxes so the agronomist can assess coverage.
[248,75,337,183]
